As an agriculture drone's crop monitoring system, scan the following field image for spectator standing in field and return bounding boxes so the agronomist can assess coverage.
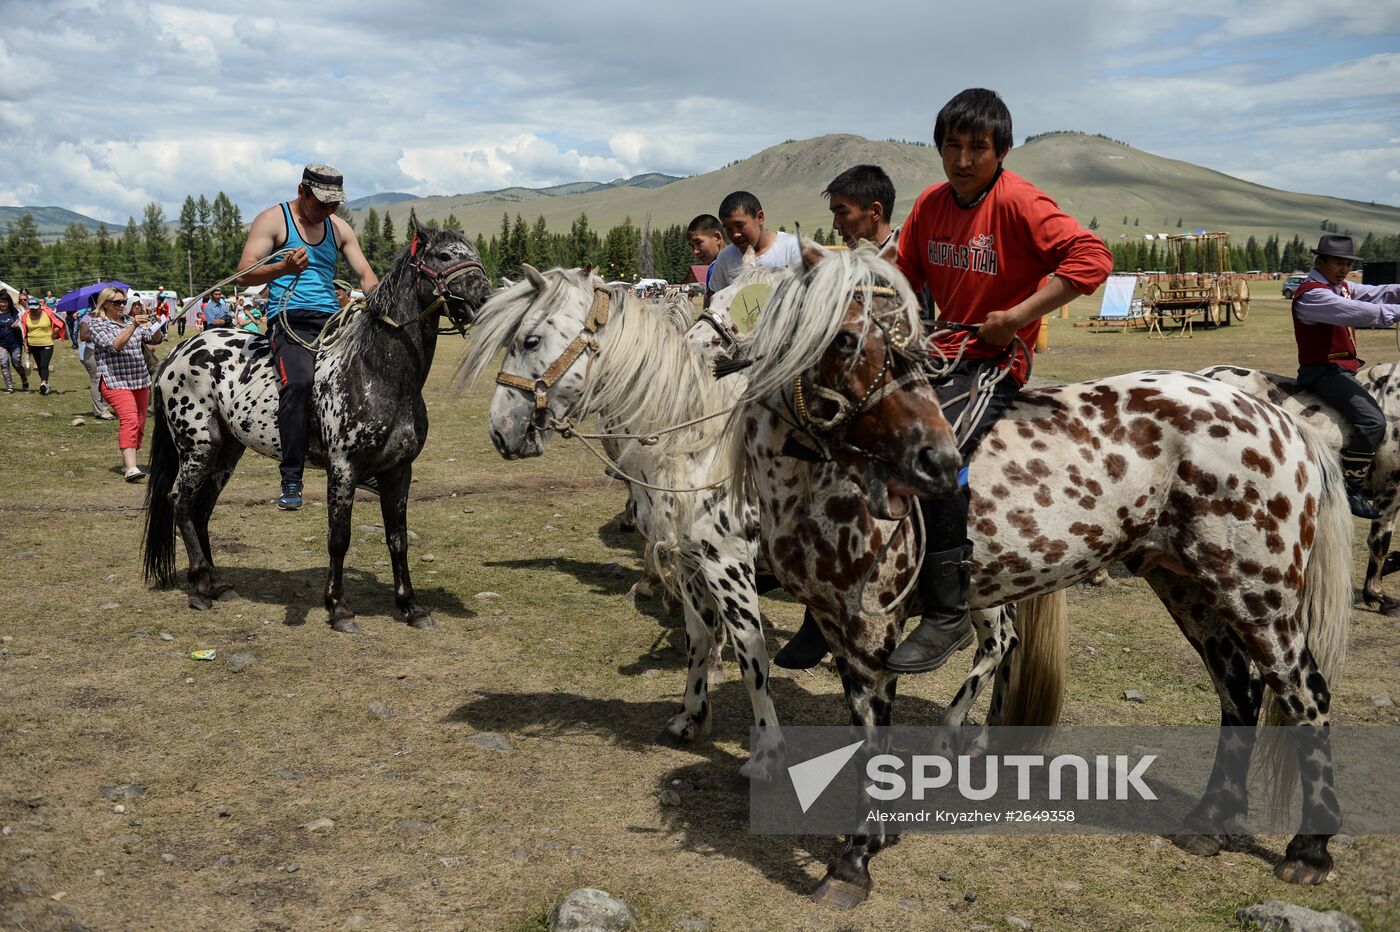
[17,293,66,395]
[1290,233,1400,518]
[235,163,378,510]
[776,88,1112,674]
[202,289,231,328]
[824,164,899,251]
[704,192,801,306]
[75,297,115,419]
[86,287,164,481]
[0,289,27,393]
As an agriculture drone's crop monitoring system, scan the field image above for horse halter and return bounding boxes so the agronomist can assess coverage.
[406,234,486,335]
[792,284,927,437]
[495,285,612,428]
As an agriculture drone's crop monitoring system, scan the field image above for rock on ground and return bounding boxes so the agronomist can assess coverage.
[550,888,636,931]
[1236,901,1361,932]
[227,651,261,673]
[464,732,515,753]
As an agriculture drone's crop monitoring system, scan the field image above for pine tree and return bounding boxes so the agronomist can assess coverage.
[361,208,382,269]
[442,213,463,231]
[528,215,551,269]
[94,224,114,281]
[508,214,528,274]
[194,195,215,285]
[3,213,43,283]
[141,202,172,283]
[380,213,396,259]
[639,216,655,278]
[211,193,242,277]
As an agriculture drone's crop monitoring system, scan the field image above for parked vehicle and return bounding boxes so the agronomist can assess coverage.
[1282,273,1308,298]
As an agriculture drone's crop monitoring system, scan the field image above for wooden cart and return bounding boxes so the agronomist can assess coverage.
[1143,233,1251,337]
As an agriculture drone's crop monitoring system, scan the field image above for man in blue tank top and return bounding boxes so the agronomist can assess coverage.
[236,164,378,510]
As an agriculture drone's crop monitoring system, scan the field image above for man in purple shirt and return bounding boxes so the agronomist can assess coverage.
[1291,233,1400,518]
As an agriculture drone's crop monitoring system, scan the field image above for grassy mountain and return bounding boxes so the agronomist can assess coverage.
[345,192,419,210]
[354,133,1400,247]
[1,205,113,240]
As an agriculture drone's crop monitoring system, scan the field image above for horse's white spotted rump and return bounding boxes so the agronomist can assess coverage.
[1202,363,1400,615]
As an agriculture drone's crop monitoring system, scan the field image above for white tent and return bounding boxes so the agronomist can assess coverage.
[0,279,19,303]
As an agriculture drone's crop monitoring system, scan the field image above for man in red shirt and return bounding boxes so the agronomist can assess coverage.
[777,89,1111,673]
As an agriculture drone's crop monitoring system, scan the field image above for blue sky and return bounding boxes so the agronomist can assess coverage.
[1,0,1396,224]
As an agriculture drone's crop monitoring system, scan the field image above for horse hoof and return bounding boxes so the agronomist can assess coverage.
[215,587,239,602]
[407,614,437,631]
[655,727,690,748]
[331,617,360,634]
[188,594,214,611]
[1274,859,1330,885]
[809,876,871,910]
[1172,833,1223,857]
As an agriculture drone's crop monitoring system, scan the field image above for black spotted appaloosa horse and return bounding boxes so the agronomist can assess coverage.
[1203,363,1400,614]
[142,222,492,631]
[729,243,1353,907]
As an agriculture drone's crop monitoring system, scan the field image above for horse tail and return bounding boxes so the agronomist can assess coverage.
[1001,588,1069,727]
[142,384,178,588]
[1259,421,1352,813]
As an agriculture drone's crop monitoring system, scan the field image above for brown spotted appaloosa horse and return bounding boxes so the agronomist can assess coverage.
[729,244,1353,907]
[1202,363,1400,615]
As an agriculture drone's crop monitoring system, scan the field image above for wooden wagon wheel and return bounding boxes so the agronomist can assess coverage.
[1206,279,1224,326]
[1143,282,1163,330]
[1230,277,1251,321]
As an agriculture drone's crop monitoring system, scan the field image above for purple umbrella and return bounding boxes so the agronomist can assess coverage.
[56,281,131,314]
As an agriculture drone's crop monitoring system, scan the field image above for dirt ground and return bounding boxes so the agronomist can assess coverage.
[1,291,1397,931]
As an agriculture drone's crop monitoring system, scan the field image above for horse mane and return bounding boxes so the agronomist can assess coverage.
[456,267,740,457]
[323,228,473,360]
[727,243,921,485]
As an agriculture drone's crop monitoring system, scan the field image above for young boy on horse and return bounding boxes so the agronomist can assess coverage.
[776,88,1112,674]
[236,164,378,511]
[1291,233,1400,519]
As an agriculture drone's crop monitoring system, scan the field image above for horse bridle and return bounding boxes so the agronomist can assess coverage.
[790,284,929,447]
[406,235,486,336]
[495,285,612,428]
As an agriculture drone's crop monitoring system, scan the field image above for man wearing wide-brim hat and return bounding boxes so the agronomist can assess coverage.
[234,164,379,511]
[1291,233,1400,518]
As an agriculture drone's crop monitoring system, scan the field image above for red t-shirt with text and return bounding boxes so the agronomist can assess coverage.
[896,169,1112,385]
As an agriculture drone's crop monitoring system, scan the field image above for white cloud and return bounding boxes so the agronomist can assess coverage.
[0,0,1395,224]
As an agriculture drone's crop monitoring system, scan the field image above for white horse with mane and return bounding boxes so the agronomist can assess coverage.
[457,264,784,777]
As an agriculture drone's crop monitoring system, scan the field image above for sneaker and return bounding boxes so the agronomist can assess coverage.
[124,466,146,483]
[3,387,12,394]
[277,481,304,511]
[39,383,49,395]
[96,412,115,421]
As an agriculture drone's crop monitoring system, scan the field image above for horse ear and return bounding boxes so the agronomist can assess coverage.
[521,263,548,291]
[879,240,899,263]
[800,236,826,273]
[411,214,429,239]
[581,263,594,277]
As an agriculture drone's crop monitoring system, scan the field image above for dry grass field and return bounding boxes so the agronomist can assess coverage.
[1,288,1396,931]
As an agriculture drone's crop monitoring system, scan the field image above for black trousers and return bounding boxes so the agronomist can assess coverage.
[268,310,329,485]
[1297,363,1385,453]
[30,345,53,383]
[921,359,1022,552]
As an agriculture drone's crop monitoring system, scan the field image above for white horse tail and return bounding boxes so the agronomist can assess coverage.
[1259,420,1352,813]
[1001,589,1069,727]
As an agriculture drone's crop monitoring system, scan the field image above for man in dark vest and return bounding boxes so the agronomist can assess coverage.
[1292,233,1400,518]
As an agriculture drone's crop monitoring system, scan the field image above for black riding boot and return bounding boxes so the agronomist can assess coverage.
[885,543,975,674]
[1341,448,1381,520]
[773,608,830,670]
